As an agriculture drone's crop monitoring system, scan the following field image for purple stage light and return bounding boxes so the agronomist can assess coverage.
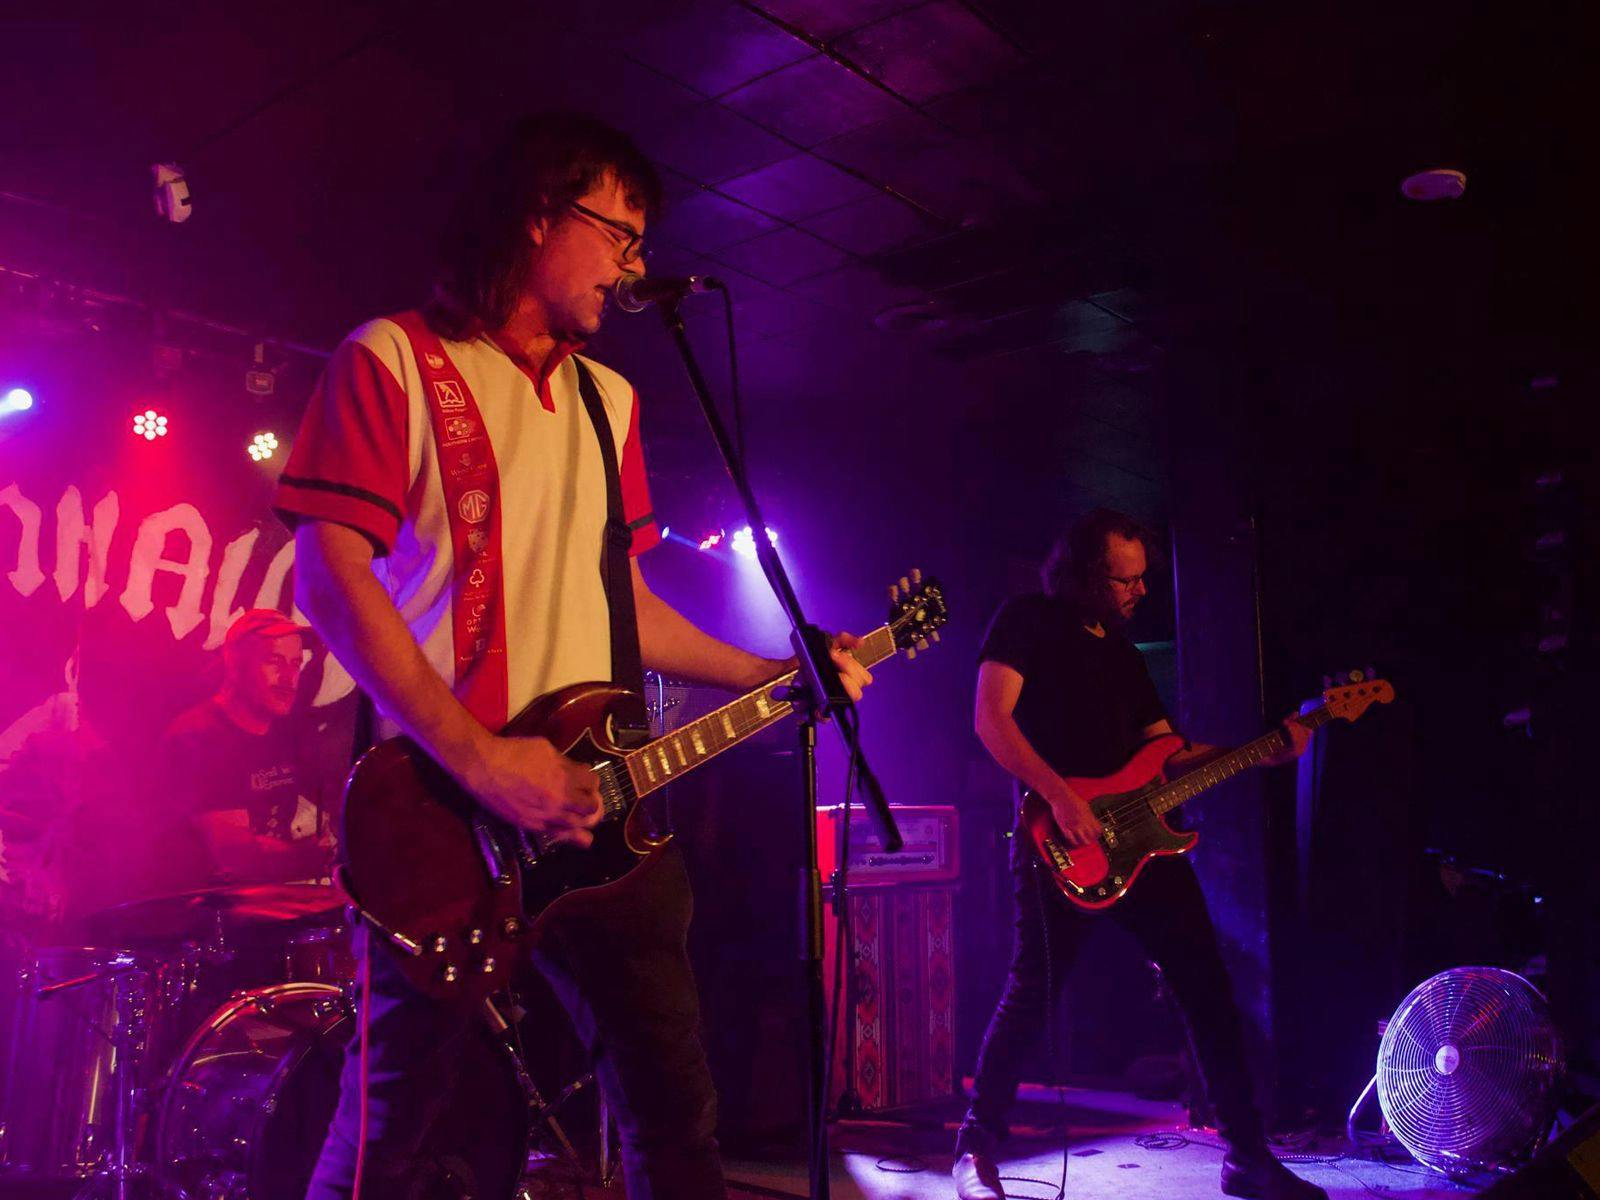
[248,431,279,461]
[730,525,777,558]
[1,387,34,415]
[698,529,725,551]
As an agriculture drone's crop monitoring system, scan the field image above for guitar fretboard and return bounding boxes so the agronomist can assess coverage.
[623,624,898,799]
[1148,703,1338,816]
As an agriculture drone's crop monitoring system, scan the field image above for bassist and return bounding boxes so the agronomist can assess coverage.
[953,510,1321,1200]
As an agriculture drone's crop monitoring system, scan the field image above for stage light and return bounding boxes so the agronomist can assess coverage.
[698,530,725,551]
[248,431,279,461]
[132,409,169,440]
[0,388,34,416]
[660,526,670,539]
[730,525,777,558]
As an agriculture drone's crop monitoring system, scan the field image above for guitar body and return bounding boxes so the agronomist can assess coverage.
[334,570,952,1008]
[1022,734,1198,911]
[339,682,663,1007]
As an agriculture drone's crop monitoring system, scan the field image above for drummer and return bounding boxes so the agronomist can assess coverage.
[155,609,333,889]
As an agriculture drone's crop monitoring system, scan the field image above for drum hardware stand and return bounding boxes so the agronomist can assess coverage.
[483,996,588,1177]
[35,963,159,1199]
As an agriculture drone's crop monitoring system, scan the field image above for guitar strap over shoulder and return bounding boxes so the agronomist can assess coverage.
[572,357,646,702]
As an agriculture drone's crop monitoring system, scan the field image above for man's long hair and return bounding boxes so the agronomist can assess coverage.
[426,112,663,340]
[1040,508,1156,598]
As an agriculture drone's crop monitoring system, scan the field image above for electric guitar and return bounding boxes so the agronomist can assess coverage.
[337,571,948,1006]
[1024,672,1394,910]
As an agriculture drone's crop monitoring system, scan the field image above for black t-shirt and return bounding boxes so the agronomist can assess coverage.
[157,698,311,860]
[978,593,1168,780]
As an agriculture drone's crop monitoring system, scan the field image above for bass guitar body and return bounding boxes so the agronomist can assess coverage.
[1021,734,1196,911]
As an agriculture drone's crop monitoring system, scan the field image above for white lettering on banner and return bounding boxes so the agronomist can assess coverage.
[54,487,119,607]
[0,482,355,708]
[0,484,45,597]
[119,503,213,639]
[205,528,261,650]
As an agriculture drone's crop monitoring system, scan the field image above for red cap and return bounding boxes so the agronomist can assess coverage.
[224,608,315,650]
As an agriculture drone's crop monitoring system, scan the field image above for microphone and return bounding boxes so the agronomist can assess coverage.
[613,273,723,313]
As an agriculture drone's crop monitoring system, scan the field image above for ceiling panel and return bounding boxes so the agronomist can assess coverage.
[797,192,941,255]
[620,0,812,96]
[718,153,879,220]
[653,188,784,252]
[710,226,851,285]
[719,54,906,146]
[747,0,923,41]
[788,261,924,320]
[642,101,795,184]
[834,0,1023,103]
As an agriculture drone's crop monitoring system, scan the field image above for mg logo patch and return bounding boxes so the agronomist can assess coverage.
[458,489,490,523]
[433,380,466,411]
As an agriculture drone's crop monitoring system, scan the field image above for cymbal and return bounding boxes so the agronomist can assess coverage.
[88,882,345,943]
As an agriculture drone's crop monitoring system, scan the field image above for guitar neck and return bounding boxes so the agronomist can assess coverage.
[1148,704,1337,817]
[623,624,899,800]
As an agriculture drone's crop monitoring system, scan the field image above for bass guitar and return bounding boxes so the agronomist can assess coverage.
[338,571,948,1006]
[1023,672,1394,910]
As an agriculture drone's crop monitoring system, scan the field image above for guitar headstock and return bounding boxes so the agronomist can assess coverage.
[1320,668,1396,722]
[887,568,948,660]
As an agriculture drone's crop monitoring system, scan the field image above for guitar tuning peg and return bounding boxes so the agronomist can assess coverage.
[888,584,899,602]
[916,638,928,651]
[1322,675,1333,690]
[905,645,917,660]
[899,575,911,593]
[930,630,941,643]
[911,567,922,584]
[1365,665,1378,681]
[1348,668,1365,683]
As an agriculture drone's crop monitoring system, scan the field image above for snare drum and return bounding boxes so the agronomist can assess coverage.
[0,947,143,1178]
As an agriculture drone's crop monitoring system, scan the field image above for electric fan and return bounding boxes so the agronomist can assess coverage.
[1375,967,1564,1174]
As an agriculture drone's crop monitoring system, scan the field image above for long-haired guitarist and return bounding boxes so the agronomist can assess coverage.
[273,112,870,1200]
[952,510,1322,1200]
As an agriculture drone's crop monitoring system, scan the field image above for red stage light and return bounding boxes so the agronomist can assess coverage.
[132,409,168,440]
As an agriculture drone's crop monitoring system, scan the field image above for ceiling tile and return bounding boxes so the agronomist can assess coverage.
[788,262,923,320]
[653,189,783,252]
[719,54,906,146]
[749,0,922,41]
[798,193,940,256]
[620,0,812,96]
[835,0,1023,103]
[644,101,795,184]
[719,154,879,220]
[710,226,851,285]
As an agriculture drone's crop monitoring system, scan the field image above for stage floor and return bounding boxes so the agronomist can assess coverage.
[715,1086,1473,1200]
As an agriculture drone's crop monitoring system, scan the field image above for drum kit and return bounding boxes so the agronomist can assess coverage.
[0,881,593,1199]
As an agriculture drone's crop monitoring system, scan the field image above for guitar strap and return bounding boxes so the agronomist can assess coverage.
[572,357,646,704]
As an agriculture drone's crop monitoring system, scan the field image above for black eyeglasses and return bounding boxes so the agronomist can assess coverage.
[567,201,647,265]
[1105,573,1146,590]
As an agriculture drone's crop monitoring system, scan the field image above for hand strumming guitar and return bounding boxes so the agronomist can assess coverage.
[463,734,604,848]
[1038,778,1104,848]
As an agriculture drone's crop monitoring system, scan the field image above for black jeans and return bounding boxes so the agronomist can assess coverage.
[307,844,726,1199]
[957,828,1266,1156]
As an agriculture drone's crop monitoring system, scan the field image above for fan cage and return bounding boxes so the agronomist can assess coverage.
[1375,966,1563,1174]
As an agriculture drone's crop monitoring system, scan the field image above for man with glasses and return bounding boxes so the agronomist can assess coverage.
[953,510,1323,1200]
[276,112,870,1200]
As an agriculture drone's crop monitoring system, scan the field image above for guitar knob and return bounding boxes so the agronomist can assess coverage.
[501,917,524,938]
[480,958,497,974]
[468,928,485,946]
[441,964,459,984]
[429,935,448,954]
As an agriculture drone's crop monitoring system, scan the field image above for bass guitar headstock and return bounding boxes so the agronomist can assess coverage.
[1320,668,1396,722]
[887,568,947,660]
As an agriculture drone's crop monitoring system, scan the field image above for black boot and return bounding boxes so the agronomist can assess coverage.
[1220,1148,1329,1200]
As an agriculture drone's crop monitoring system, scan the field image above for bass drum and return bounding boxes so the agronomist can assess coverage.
[157,983,531,1199]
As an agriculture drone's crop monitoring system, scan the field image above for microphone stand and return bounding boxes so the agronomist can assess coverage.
[655,294,901,1200]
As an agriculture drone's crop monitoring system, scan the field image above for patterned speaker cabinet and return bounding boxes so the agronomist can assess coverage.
[825,886,956,1112]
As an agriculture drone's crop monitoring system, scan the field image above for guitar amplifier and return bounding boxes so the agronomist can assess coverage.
[824,886,956,1112]
[815,804,959,887]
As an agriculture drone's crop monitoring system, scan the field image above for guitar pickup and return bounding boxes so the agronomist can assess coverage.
[473,820,514,885]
